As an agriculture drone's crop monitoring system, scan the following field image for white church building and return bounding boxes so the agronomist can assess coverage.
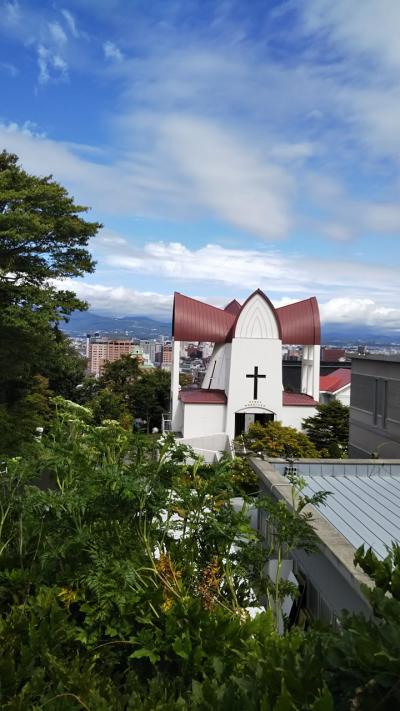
[168,290,321,459]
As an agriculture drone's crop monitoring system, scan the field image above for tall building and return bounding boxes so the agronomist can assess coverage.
[86,337,134,377]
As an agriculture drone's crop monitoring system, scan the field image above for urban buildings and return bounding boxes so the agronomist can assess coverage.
[86,337,135,377]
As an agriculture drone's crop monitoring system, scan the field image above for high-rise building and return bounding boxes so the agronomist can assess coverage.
[86,337,134,376]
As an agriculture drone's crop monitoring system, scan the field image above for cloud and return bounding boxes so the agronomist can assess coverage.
[48,21,67,46]
[300,1,400,73]
[93,236,400,309]
[103,40,124,62]
[0,61,18,77]
[319,298,400,329]
[54,279,173,317]
[52,276,400,330]
[156,115,293,238]
[61,8,79,37]
[37,45,68,84]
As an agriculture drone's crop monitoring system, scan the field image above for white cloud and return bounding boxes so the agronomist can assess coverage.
[37,45,68,84]
[320,298,400,329]
[52,277,400,330]
[0,61,18,76]
[156,115,293,238]
[301,1,400,73]
[93,237,400,310]
[54,279,173,317]
[48,21,67,46]
[103,41,124,62]
[61,8,78,37]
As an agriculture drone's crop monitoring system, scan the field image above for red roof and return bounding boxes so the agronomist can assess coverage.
[172,291,321,345]
[276,297,320,345]
[283,392,318,406]
[224,299,241,316]
[179,389,227,404]
[173,293,235,343]
[320,368,351,393]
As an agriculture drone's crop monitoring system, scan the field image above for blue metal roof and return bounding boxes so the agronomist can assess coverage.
[302,474,400,560]
[272,461,400,560]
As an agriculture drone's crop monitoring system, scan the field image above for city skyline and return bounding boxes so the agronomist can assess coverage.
[2,1,400,329]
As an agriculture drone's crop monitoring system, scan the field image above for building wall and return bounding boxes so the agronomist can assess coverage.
[281,405,317,430]
[320,385,351,407]
[182,403,226,439]
[88,339,133,376]
[225,337,283,440]
[349,356,400,458]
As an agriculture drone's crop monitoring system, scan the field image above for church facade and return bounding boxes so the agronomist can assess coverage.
[169,290,321,459]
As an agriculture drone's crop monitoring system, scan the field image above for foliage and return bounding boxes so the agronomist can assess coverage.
[81,356,170,432]
[0,400,334,709]
[242,420,320,458]
[1,400,399,709]
[0,151,100,455]
[321,543,400,709]
[302,401,349,456]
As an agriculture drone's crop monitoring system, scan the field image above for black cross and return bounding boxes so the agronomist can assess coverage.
[246,366,266,399]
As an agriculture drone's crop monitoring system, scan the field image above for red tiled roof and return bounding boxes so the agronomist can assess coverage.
[179,389,227,404]
[172,291,321,345]
[320,368,351,393]
[283,392,318,406]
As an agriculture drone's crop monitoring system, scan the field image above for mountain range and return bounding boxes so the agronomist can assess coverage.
[61,311,400,346]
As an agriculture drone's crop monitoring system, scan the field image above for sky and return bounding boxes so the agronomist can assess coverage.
[1,0,400,329]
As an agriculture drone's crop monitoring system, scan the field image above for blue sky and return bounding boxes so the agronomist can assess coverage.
[2,0,400,328]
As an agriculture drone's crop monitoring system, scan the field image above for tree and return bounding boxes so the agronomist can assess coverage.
[131,369,171,432]
[302,400,349,456]
[242,420,319,458]
[0,150,101,453]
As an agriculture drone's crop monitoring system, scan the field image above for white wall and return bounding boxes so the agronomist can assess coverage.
[336,385,351,406]
[182,403,226,439]
[320,386,351,407]
[225,337,283,439]
[281,405,317,431]
[202,343,231,391]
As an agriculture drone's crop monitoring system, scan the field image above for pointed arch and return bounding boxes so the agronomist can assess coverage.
[234,290,281,339]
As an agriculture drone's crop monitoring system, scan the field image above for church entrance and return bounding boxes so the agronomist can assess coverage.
[234,411,274,438]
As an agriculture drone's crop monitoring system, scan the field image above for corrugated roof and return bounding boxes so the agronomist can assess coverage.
[276,297,321,345]
[320,368,351,393]
[224,299,241,315]
[282,392,318,406]
[302,473,400,559]
[173,292,321,345]
[173,293,235,342]
[179,389,227,404]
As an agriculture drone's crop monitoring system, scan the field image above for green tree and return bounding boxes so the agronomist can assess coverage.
[101,353,140,401]
[303,400,349,456]
[132,368,171,432]
[0,150,101,454]
[243,420,319,458]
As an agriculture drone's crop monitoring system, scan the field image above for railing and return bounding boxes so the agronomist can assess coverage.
[161,413,172,433]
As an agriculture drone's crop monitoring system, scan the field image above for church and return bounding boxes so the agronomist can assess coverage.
[169,289,321,460]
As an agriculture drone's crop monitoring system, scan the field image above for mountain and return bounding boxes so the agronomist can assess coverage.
[61,311,400,346]
[61,311,171,339]
[322,324,400,345]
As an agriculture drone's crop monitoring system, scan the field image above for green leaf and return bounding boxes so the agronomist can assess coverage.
[129,647,160,664]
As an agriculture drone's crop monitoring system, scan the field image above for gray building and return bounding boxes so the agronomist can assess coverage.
[349,354,400,458]
[251,457,400,624]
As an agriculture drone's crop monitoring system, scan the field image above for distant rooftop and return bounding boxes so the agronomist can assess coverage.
[350,353,400,363]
